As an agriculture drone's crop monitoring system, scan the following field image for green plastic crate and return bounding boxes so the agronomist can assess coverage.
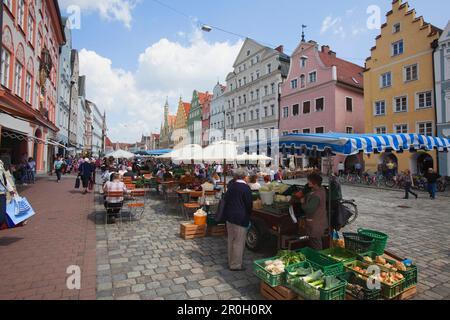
[358,229,388,256]
[339,272,381,300]
[296,247,344,276]
[253,257,286,287]
[285,261,313,284]
[287,275,347,300]
[357,252,418,291]
[345,260,405,299]
[319,247,359,266]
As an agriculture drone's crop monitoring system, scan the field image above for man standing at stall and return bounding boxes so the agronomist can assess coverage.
[299,173,328,250]
[224,169,253,271]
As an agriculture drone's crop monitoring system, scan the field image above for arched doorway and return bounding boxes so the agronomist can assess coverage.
[379,153,398,176]
[412,153,434,176]
[344,155,363,173]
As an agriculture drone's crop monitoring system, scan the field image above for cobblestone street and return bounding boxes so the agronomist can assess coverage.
[94,182,450,300]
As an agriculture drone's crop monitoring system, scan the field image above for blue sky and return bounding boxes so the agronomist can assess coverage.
[58,0,450,142]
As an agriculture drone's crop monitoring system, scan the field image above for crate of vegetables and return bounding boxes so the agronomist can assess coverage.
[339,271,381,300]
[296,247,344,276]
[253,251,306,287]
[319,247,358,266]
[345,260,405,299]
[286,265,347,300]
[359,252,418,291]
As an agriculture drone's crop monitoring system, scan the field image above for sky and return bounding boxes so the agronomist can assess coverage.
[57,0,450,143]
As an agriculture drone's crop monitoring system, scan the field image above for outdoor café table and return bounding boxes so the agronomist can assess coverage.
[176,189,192,203]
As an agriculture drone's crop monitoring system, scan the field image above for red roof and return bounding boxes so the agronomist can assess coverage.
[152,133,160,139]
[197,92,212,105]
[319,49,364,89]
[183,103,191,116]
[105,137,113,147]
[168,115,177,126]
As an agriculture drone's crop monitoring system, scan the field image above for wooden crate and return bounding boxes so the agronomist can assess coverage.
[206,225,227,237]
[260,282,297,301]
[394,286,417,300]
[180,223,207,240]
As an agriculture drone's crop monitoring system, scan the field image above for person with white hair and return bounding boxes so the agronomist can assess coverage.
[79,158,94,194]
[223,168,253,271]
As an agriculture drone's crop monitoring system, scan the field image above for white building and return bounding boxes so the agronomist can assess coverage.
[89,100,104,157]
[209,83,226,143]
[56,18,71,155]
[77,75,86,152]
[435,20,450,176]
[224,38,290,156]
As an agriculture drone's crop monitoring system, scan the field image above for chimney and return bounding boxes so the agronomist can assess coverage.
[275,45,284,53]
[321,45,330,53]
[329,50,336,57]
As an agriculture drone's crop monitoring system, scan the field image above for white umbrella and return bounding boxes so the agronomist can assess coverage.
[203,140,238,162]
[106,149,135,159]
[174,144,204,163]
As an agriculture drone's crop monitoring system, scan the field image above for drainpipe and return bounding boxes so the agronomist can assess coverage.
[431,39,440,174]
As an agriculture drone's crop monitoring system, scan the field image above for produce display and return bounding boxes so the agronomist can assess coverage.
[264,259,285,276]
[260,182,290,194]
[351,264,404,286]
[362,255,408,272]
[277,250,306,266]
[274,195,291,203]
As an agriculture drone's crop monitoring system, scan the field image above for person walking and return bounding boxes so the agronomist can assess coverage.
[223,169,253,271]
[54,156,64,183]
[403,169,418,200]
[299,173,328,250]
[337,161,345,177]
[27,158,36,184]
[79,158,94,194]
[425,168,440,200]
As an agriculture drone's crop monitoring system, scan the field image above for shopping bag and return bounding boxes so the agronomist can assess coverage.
[75,177,81,189]
[6,198,35,228]
[16,197,32,215]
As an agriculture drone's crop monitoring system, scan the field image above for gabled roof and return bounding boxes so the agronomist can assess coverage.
[319,50,364,89]
[438,20,450,42]
[197,92,212,105]
[168,115,177,127]
[183,103,191,116]
[105,137,113,147]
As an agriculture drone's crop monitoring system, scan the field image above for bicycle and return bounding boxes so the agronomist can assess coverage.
[339,199,358,227]
[437,177,449,192]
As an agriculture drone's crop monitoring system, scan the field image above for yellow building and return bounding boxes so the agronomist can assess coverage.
[172,98,191,147]
[364,0,442,175]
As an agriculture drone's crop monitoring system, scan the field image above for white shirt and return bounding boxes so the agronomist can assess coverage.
[248,182,261,191]
[337,163,345,171]
[216,165,223,173]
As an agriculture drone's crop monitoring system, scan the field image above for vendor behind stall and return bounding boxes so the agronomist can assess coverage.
[298,173,328,250]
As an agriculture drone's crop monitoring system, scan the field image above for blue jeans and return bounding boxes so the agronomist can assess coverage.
[0,194,6,225]
[428,183,437,199]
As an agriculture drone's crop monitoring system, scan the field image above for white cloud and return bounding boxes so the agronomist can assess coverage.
[79,30,242,143]
[320,16,342,34]
[59,0,138,28]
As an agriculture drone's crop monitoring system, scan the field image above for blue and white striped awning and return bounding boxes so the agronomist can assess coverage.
[279,133,450,156]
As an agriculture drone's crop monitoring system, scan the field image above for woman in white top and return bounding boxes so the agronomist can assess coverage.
[248,175,261,191]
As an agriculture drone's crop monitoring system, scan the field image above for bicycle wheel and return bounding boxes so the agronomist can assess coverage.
[341,200,358,227]
[385,178,396,188]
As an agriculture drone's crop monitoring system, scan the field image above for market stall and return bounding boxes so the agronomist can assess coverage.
[252,132,450,300]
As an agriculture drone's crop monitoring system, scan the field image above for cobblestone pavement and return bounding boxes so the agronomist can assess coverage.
[0,176,96,300]
[95,182,450,300]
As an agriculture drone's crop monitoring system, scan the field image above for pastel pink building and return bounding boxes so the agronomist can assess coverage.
[280,41,365,172]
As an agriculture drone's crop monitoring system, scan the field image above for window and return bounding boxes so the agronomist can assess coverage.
[243,77,247,85]
[283,131,289,136]
[315,98,324,112]
[293,104,299,116]
[291,79,298,89]
[17,0,25,30]
[346,127,354,134]
[380,72,392,88]
[264,85,268,96]
[247,50,251,56]
[394,124,408,134]
[256,70,260,79]
[1,49,11,88]
[404,64,418,82]
[392,40,404,56]
[394,96,408,113]
[271,83,276,94]
[250,110,254,120]
[303,101,311,114]
[417,91,432,109]
[27,15,35,45]
[251,73,254,82]
[293,130,299,134]
[417,122,433,136]
[346,97,353,112]
[374,101,386,116]
[230,84,233,91]
[243,113,246,122]
[393,23,401,33]
[283,107,289,118]
[303,128,311,134]
[25,72,32,103]
[256,56,260,63]
[300,75,306,88]
[309,71,317,83]
[256,89,260,99]
[300,58,307,68]
[238,96,241,105]
[238,79,242,87]
[271,105,275,116]
[238,114,241,123]
[243,94,247,104]
[315,127,325,134]
[256,109,260,119]
[375,126,387,134]
[250,91,254,100]
[267,64,272,74]
[264,106,268,117]
[15,62,23,97]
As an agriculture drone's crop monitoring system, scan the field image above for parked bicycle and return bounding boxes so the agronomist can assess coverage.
[437,176,449,192]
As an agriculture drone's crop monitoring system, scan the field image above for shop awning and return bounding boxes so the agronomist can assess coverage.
[0,90,59,132]
[1,127,62,147]
[279,133,450,156]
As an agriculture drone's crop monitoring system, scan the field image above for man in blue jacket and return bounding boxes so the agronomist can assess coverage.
[224,168,253,271]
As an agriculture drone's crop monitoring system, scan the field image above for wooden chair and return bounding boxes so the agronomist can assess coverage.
[105,191,125,226]
[182,202,201,220]
[127,189,146,222]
